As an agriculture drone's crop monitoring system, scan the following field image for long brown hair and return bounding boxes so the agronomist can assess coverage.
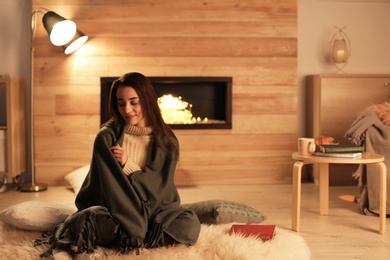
[102,72,179,159]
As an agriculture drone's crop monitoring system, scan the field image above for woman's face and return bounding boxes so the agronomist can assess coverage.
[116,86,146,127]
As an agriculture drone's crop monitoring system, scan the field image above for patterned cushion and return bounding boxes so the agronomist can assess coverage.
[181,200,266,224]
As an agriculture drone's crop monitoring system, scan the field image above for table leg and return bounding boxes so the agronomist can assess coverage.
[292,161,306,232]
[318,163,329,216]
[375,162,387,235]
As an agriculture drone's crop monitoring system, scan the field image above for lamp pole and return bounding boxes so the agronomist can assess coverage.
[21,9,48,192]
[20,9,87,192]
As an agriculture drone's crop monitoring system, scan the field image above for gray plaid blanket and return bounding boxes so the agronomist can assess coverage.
[345,111,390,216]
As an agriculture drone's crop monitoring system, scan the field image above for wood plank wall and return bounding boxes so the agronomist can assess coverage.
[32,0,297,186]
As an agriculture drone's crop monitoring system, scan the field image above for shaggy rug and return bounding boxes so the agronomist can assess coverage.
[0,222,310,260]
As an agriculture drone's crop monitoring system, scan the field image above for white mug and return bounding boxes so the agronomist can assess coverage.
[298,138,316,156]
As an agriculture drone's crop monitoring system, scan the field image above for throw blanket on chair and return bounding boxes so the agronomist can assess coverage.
[345,111,390,216]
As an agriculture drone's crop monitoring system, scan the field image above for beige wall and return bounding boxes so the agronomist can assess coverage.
[0,0,31,79]
[298,0,390,136]
[0,0,32,183]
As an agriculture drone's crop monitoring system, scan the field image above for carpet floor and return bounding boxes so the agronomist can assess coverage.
[0,222,310,260]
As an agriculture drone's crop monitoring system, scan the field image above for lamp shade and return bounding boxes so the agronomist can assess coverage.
[42,11,77,46]
[63,30,89,54]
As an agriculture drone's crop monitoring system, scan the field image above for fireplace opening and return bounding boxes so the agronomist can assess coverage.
[100,76,232,129]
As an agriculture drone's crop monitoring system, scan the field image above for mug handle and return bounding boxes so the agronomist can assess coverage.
[308,142,316,154]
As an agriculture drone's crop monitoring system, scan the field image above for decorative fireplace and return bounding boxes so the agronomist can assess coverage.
[100,76,232,129]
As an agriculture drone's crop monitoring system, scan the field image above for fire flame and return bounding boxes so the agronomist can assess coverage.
[157,94,208,124]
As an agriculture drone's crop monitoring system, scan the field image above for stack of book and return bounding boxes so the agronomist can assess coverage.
[314,144,364,158]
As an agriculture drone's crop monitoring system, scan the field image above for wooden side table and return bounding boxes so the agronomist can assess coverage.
[291,152,387,234]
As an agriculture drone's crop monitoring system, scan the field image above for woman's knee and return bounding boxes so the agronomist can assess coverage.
[164,210,201,246]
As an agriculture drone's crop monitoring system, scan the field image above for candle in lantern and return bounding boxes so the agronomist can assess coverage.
[336,50,345,63]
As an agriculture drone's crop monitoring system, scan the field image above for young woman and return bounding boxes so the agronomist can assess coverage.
[38,72,201,257]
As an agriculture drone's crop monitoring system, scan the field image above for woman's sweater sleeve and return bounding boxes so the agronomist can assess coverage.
[122,160,141,175]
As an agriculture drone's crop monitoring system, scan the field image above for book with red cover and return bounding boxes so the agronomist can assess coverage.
[228,224,276,240]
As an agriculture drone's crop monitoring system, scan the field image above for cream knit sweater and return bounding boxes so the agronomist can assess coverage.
[122,124,153,175]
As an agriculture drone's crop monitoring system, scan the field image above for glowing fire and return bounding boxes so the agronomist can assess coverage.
[157,94,208,124]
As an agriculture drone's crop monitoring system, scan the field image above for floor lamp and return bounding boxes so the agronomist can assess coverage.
[21,8,88,192]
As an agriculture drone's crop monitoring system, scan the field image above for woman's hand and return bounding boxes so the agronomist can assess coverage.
[111,143,128,167]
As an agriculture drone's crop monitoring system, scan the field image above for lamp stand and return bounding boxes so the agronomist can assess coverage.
[20,179,48,192]
[21,10,48,192]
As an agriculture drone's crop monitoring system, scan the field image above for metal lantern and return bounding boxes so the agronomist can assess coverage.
[330,26,351,72]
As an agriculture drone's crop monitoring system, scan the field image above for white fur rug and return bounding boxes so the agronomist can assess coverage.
[0,222,311,260]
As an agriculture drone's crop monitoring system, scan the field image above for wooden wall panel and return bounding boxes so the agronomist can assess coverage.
[32,0,298,186]
[35,37,297,57]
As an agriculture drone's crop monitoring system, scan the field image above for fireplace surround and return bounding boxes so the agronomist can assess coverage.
[100,76,232,129]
